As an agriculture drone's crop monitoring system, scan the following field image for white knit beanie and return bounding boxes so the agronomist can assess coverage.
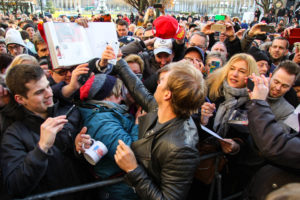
[5,29,25,47]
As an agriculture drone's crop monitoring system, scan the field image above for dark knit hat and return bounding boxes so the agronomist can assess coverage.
[184,46,205,62]
[248,46,270,63]
[23,23,35,31]
[80,74,116,101]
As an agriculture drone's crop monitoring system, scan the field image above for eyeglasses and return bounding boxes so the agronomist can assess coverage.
[257,62,269,68]
[7,44,23,51]
[190,44,206,50]
[142,36,154,41]
[184,57,202,63]
[52,67,75,76]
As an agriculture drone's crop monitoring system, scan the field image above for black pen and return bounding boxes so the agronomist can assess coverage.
[65,105,75,118]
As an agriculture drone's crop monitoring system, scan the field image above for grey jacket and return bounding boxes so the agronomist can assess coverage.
[267,96,295,133]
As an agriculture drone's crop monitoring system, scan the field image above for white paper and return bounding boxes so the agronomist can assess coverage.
[200,125,230,143]
[284,104,300,132]
[44,22,118,69]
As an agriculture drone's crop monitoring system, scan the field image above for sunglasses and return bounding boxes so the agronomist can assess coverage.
[184,57,202,63]
[52,67,75,76]
[142,36,154,41]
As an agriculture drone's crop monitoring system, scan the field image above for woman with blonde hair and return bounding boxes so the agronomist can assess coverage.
[200,53,261,195]
[202,53,258,147]
[143,7,156,27]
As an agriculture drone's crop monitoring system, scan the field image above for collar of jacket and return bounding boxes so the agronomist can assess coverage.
[21,102,60,134]
[138,111,184,139]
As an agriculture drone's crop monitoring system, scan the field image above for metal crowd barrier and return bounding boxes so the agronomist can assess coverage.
[16,177,124,200]
[15,152,242,200]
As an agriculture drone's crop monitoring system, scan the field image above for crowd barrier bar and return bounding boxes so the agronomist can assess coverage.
[15,152,242,200]
[16,177,124,200]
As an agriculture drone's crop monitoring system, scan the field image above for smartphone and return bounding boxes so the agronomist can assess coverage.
[209,61,221,73]
[294,42,300,52]
[247,78,255,92]
[215,15,225,21]
[153,3,163,8]
[107,41,120,65]
[211,24,226,32]
[77,60,96,85]
[260,25,275,33]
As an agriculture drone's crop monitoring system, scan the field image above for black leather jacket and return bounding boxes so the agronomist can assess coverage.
[248,100,300,169]
[0,103,90,199]
[114,59,200,200]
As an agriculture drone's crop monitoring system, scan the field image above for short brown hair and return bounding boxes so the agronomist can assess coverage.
[117,20,128,28]
[159,60,206,118]
[272,37,289,49]
[273,60,300,82]
[6,64,44,97]
[125,54,144,73]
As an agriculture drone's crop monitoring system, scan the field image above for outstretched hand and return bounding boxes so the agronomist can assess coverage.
[75,127,92,154]
[39,116,68,153]
[100,45,116,67]
[248,73,269,100]
[248,23,267,37]
[114,140,138,173]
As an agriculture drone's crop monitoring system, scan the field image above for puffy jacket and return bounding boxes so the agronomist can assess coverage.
[114,59,200,200]
[0,103,91,199]
[79,102,138,200]
[248,100,300,169]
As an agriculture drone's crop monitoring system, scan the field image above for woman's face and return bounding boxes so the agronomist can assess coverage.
[149,9,154,16]
[226,60,248,88]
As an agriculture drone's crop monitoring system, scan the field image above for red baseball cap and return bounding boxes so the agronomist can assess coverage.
[153,15,185,40]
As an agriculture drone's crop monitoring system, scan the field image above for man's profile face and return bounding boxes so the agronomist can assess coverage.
[269,68,295,98]
[269,39,288,60]
[155,52,174,68]
[154,71,171,104]
[37,43,49,58]
[18,75,53,118]
[117,25,128,37]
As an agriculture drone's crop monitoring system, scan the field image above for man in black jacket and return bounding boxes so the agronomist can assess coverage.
[245,71,300,199]
[248,73,300,168]
[0,64,90,199]
[113,59,206,200]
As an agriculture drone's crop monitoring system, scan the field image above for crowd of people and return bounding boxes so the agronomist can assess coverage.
[0,3,300,200]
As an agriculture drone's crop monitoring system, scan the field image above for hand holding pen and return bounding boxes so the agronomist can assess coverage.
[200,97,216,126]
